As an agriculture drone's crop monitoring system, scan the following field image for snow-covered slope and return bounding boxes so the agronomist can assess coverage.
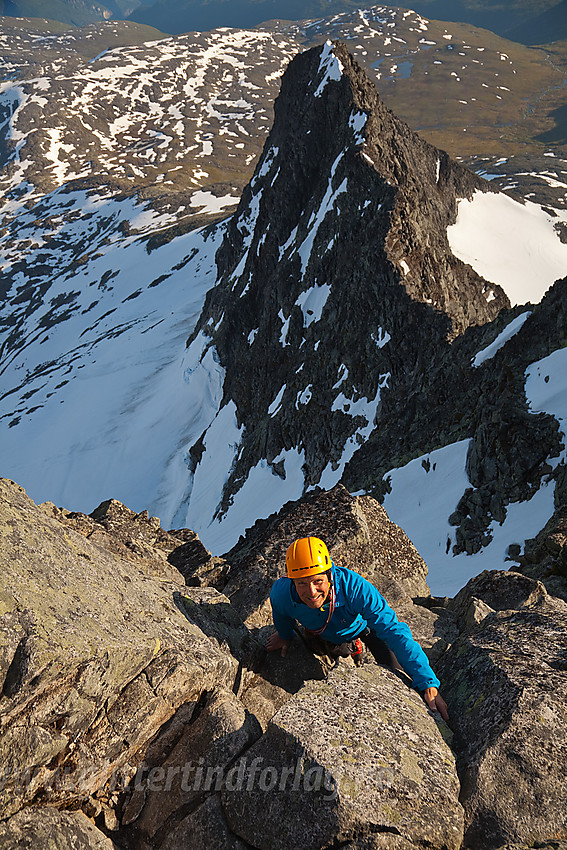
[382,340,567,596]
[447,190,567,305]
[0,189,224,515]
[383,441,556,596]
[382,286,567,595]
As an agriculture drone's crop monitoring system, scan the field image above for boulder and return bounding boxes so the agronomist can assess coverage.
[176,587,264,671]
[160,794,249,850]
[448,569,549,623]
[221,663,464,850]
[218,484,431,631]
[0,479,236,821]
[42,496,220,584]
[0,806,118,849]
[394,601,458,666]
[437,571,567,849]
[123,687,262,847]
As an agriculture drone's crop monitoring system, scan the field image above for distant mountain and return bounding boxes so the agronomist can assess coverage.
[127,0,565,43]
[129,0,360,34]
[505,0,567,45]
[2,0,564,46]
[396,0,564,44]
[0,0,140,26]
[175,42,567,580]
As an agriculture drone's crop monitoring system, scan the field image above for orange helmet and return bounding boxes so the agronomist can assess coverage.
[286,536,331,579]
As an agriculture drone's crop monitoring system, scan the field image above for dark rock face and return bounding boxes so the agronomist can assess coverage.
[518,499,567,600]
[184,40,508,532]
[349,276,567,557]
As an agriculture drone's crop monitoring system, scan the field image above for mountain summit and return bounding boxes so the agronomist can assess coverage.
[180,40,510,549]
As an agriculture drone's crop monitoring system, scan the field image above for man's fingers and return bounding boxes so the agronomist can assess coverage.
[435,695,450,722]
[423,688,450,722]
[266,633,291,656]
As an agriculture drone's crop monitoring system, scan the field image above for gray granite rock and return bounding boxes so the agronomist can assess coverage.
[125,687,262,845]
[0,806,118,849]
[221,663,463,850]
[437,578,567,849]
[0,478,236,820]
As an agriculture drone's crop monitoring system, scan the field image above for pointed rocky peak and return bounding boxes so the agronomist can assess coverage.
[210,39,508,337]
[181,41,510,551]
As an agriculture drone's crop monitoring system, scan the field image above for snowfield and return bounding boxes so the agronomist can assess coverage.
[0,202,224,525]
[382,441,556,596]
[447,190,567,305]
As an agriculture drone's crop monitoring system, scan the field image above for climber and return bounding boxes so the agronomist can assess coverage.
[266,536,449,721]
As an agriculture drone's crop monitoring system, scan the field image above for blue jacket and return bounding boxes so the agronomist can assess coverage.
[270,564,440,692]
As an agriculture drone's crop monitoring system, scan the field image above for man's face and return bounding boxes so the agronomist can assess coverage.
[294,572,330,608]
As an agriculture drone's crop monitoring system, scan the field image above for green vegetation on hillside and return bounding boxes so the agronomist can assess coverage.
[0,15,165,56]
[1,0,112,27]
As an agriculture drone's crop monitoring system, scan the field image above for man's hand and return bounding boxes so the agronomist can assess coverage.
[266,632,292,658]
[423,687,449,722]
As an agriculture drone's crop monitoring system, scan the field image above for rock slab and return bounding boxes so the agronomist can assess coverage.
[221,664,463,850]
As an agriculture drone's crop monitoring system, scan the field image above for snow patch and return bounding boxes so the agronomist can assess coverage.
[382,441,556,596]
[279,309,291,346]
[193,448,307,553]
[525,348,567,466]
[472,311,531,367]
[314,41,344,97]
[297,153,347,274]
[296,283,331,328]
[372,327,391,348]
[184,400,243,532]
[447,191,567,305]
[189,190,239,213]
[349,109,367,144]
[268,384,286,417]
[333,364,348,388]
[319,374,390,490]
[296,385,313,407]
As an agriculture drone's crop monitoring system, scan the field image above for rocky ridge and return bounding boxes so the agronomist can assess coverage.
[174,41,567,562]
[180,40,515,545]
[1,475,567,849]
[346,275,567,558]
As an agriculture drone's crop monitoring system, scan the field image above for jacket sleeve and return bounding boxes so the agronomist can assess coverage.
[269,580,296,641]
[348,573,440,692]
